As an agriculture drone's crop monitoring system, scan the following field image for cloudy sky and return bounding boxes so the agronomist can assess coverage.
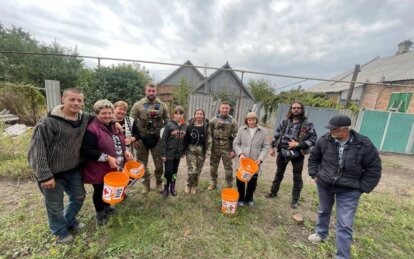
[1,0,413,90]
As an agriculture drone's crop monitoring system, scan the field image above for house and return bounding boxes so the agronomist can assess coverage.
[156,60,205,104]
[309,40,414,113]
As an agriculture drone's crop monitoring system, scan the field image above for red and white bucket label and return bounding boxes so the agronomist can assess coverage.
[222,200,237,214]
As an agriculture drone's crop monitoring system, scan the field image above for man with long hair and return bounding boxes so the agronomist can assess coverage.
[265,101,317,208]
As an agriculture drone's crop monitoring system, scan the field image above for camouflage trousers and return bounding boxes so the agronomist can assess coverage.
[136,140,163,186]
[210,148,234,187]
[185,145,206,188]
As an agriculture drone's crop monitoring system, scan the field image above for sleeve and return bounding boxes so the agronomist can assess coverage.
[132,121,142,140]
[27,121,54,182]
[80,130,103,161]
[183,126,190,152]
[271,121,283,148]
[206,119,214,154]
[159,124,170,157]
[231,120,239,140]
[162,103,170,125]
[258,131,270,162]
[130,102,140,121]
[300,122,317,148]
[232,127,243,156]
[359,140,382,193]
[308,139,323,177]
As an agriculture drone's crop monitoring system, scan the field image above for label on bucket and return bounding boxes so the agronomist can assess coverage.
[241,171,252,181]
[130,165,143,175]
[222,200,237,214]
[113,188,124,199]
[103,185,111,200]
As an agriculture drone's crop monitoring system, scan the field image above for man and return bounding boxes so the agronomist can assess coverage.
[307,115,381,259]
[207,101,238,190]
[130,83,170,194]
[265,101,317,208]
[28,88,90,244]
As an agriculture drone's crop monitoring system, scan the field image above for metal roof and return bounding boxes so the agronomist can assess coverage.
[309,51,414,93]
[157,60,205,86]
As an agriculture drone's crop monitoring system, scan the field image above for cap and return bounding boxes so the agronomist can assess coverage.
[325,115,351,129]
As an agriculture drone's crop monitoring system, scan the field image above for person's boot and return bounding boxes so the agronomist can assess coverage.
[156,178,163,193]
[170,175,177,196]
[184,186,191,194]
[96,211,107,226]
[141,182,150,194]
[162,183,169,198]
[207,180,217,190]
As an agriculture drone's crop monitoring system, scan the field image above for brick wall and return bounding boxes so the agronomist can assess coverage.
[360,82,414,113]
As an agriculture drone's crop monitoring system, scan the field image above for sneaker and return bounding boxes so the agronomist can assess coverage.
[191,188,197,194]
[56,233,74,244]
[265,192,277,198]
[290,200,299,209]
[308,233,324,243]
[238,201,245,207]
[184,186,191,194]
[105,207,117,216]
[68,222,85,231]
[248,201,254,207]
[207,184,216,190]
[141,185,150,194]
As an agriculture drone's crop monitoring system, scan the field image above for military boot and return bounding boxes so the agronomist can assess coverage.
[207,183,217,190]
[141,182,150,194]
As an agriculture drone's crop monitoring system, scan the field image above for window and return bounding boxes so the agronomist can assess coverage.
[387,92,412,112]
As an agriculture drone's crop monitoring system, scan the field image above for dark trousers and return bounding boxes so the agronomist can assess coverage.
[92,184,110,212]
[237,174,258,202]
[270,152,304,201]
[164,158,180,182]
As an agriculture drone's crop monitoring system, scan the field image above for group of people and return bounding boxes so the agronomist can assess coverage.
[28,83,381,259]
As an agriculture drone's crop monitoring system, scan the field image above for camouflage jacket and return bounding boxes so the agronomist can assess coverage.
[207,114,238,152]
[130,97,170,138]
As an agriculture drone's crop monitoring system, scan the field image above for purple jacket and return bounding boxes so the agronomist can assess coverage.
[81,118,126,184]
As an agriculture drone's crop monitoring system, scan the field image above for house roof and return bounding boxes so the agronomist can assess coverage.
[193,62,255,100]
[157,60,204,86]
[309,51,414,93]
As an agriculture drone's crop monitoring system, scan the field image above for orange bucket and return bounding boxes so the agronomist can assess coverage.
[221,188,239,215]
[123,160,145,179]
[102,172,129,204]
[236,157,259,183]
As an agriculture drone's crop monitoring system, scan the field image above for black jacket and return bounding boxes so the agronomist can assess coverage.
[308,130,381,193]
[159,120,188,159]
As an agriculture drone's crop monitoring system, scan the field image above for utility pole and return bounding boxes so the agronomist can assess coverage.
[345,64,360,108]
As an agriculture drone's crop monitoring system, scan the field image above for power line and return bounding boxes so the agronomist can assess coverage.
[1,50,413,88]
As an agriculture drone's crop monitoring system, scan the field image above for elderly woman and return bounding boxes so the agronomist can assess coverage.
[233,112,269,207]
[81,99,133,225]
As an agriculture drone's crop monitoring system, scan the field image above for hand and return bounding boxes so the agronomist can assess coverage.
[108,156,118,169]
[269,148,276,157]
[133,140,141,149]
[229,151,236,159]
[161,157,166,162]
[41,178,56,189]
[239,153,246,160]
[114,122,123,134]
[125,137,135,145]
[288,138,299,149]
[124,150,134,161]
[255,159,261,164]
[312,176,317,183]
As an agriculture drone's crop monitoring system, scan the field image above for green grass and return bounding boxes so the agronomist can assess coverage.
[0,180,413,258]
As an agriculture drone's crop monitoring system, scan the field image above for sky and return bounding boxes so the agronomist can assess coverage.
[1,0,413,90]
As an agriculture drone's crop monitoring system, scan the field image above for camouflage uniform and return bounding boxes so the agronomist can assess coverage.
[130,97,169,188]
[186,145,205,187]
[208,114,238,187]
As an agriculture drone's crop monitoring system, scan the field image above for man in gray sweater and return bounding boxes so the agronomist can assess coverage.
[28,88,91,244]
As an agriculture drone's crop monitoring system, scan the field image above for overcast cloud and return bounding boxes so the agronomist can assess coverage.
[1,0,413,90]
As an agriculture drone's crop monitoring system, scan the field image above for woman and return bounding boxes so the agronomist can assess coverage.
[183,108,209,194]
[233,112,269,207]
[81,99,133,225]
[159,106,187,197]
[113,101,136,155]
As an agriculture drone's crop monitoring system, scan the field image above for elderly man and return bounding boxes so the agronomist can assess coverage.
[307,115,381,259]
[28,88,90,244]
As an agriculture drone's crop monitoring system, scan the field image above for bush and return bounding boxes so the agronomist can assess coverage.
[0,125,33,180]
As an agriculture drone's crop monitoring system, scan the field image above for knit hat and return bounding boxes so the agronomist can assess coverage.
[325,115,351,129]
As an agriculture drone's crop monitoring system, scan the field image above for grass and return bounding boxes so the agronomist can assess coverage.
[0,179,413,258]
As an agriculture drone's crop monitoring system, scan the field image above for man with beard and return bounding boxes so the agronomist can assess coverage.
[265,101,317,208]
[130,84,170,194]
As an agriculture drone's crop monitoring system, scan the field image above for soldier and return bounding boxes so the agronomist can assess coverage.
[130,84,170,194]
[207,101,238,190]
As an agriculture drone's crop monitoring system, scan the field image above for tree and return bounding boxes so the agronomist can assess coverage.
[172,78,192,110]
[247,79,275,102]
[0,23,84,89]
[78,64,152,112]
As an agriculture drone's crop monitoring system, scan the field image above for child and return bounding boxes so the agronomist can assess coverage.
[159,106,187,197]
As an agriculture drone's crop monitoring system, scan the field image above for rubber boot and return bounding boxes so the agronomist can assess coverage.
[96,210,107,226]
[162,177,169,198]
[170,174,177,196]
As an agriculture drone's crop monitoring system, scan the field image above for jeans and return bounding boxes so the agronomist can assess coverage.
[270,152,304,200]
[316,181,362,259]
[38,171,86,237]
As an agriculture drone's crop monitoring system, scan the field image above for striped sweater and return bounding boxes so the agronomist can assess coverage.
[27,105,92,182]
